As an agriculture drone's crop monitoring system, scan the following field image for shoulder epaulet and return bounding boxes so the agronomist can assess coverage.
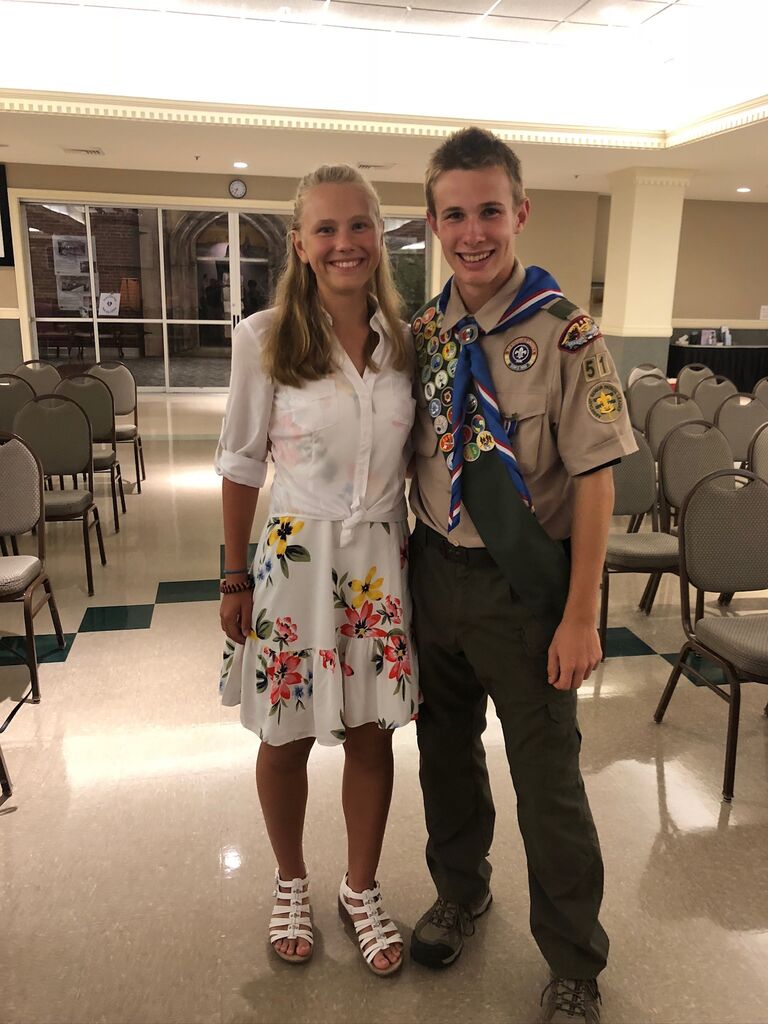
[545,296,580,322]
[410,295,441,337]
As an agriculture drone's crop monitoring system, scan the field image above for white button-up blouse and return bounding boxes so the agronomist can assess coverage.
[214,306,415,541]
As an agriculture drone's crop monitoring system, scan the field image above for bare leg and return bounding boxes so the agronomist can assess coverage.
[342,722,401,970]
[256,737,314,958]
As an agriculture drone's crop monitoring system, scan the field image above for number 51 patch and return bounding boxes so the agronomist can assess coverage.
[582,352,611,382]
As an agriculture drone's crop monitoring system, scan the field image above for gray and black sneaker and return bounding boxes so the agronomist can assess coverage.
[409,891,492,968]
[540,976,602,1023]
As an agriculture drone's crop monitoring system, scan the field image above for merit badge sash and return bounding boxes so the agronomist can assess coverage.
[412,266,571,632]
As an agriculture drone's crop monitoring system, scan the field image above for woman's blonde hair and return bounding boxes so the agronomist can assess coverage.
[263,165,410,387]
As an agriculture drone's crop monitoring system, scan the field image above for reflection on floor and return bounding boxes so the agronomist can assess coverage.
[2,395,767,1024]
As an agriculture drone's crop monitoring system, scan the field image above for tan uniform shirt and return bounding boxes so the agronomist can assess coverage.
[409,260,637,545]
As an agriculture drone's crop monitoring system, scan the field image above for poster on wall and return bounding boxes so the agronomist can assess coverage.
[0,165,14,268]
[52,234,89,275]
[56,274,95,312]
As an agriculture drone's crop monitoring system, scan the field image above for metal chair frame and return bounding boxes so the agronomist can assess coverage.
[88,361,146,492]
[747,421,768,480]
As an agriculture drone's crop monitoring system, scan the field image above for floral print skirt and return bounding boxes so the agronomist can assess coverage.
[219,515,419,746]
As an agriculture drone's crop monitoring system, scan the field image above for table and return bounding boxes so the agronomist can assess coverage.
[666,344,768,393]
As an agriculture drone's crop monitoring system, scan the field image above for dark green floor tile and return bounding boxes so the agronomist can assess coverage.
[661,651,725,687]
[79,605,154,632]
[155,579,220,604]
[605,627,656,658]
[219,543,258,577]
[0,633,76,665]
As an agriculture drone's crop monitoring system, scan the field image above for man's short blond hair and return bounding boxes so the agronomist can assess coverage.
[425,127,525,215]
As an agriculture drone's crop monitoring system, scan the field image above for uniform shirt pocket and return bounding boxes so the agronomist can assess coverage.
[496,388,548,475]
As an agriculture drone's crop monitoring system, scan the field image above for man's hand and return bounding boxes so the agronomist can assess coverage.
[547,617,602,691]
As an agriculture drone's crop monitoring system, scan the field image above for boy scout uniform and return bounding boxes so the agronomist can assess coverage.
[409,259,635,980]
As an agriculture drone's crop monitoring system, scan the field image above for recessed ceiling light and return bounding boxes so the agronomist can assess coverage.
[233,161,248,169]
[736,186,751,193]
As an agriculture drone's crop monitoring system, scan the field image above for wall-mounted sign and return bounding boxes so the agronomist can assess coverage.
[0,165,14,268]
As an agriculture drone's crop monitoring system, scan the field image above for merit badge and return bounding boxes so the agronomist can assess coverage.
[504,337,538,373]
[430,353,443,373]
[471,414,485,434]
[424,321,437,341]
[477,430,495,452]
[422,306,436,324]
[417,347,428,368]
[559,315,602,354]
[433,415,449,436]
[446,451,455,471]
[435,369,449,391]
[582,352,611,383]
[465,393,478,414]
[424,382,436,401]
[458,323,479,345]
[442,387,453,407]
[461,425,473,445]
[412,317,423,336]
[440,432,454,453]
[446,407,454,425]
[414,332,425,352]
[463,442,480,463]
[427,337,439,356]
[428,398,442,418]
[442,340,457,361]
[447,358,458,379]
[421,365,432,384]
[587,382,623,423]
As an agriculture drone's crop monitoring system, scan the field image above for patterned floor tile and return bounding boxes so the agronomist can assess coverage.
[155,580,220,604]
[0,633,77,665]
[661,650,726,686]
[79,606,155,632]
[605,626,657,658]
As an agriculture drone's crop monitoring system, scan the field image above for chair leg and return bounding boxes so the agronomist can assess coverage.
[109,466,120,532]
[93,507,107,566]
[23,591,41,703]
[138,435,146,481]
[654,644,690,723]
[11,535,19,556]
[82,514,94,596]
[44,576,66,648]
[723,681,742,802]
[599,568,609,662]
[718,592,734,606]
[59,476,65,490]
[0,744,12,797]
[133,438,142,494]
[0,536,7,556]
[645,572,664,615]
[695,589,705,622]
[116,461,127,513]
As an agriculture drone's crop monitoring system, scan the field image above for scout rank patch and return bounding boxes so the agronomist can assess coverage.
[504,337,538,372]
[559,314,602,353]
[587,382,623,423]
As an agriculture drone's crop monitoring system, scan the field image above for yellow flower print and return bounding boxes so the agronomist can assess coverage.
[267,517,304,557]
[349,566,384,609]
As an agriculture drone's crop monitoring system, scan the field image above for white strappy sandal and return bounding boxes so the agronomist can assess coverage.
[269,871,313,964]
[338,875,403,976]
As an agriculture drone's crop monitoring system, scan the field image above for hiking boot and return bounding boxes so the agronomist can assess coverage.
[540,976,602,1023]
[409,890,492,968]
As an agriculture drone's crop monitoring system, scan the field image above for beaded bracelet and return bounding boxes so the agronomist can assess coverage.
[219,575,255,594]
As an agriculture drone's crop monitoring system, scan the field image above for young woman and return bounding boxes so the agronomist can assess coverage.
[215,165,418,976]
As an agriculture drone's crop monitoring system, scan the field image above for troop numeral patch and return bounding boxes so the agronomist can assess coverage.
[582,352,611,382]
[587,382,623,423]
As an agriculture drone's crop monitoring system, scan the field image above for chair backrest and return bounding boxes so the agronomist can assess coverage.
[12,394,93,478]
[657,421,734,529]
[612,429,656,516]
[754,376,768,408]
[12,359,62,397]
[0,432,44,550]
[747,421,768,481]
[627,375,672,432]
[691,374,737,424]
[676,363,714,398]
[55,374,115,445]
[715,394,768,463]
[680,470,768,595]
[627,364,666,389]
[646,394,702,459]
[87,362,137,418]
[0,373,36,434]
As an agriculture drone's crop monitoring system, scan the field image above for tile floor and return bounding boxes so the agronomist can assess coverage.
[1,395,767,1024]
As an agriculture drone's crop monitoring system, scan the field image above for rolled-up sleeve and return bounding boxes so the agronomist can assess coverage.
[214,314,274,487]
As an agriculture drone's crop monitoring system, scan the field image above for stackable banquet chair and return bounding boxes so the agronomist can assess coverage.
[715,394,768,466]
[13,395,107,596]
[55,375,126,531]
[87,362,145,492]
[12,360,61,397]
[0,374,35,434]
[754,376,768,408]
[748,422,768,480]
[646,394,703,460]
[655,470,768,801]
[676,363,714,398]
[627,364,666,389]
[691,375,737,425]
[627,375,672,433]
[0,432,65,703]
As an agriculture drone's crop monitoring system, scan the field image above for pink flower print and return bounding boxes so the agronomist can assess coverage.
[320,649,336,670]
[267,652,302,704]
[274,616,298,645]
[383,595,402,625]
[341,661,354,677]
[339,600,388,640]
[384,635,411,680]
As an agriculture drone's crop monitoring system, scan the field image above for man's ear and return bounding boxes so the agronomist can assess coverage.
[514,198,531,235]
[426,210,439,238]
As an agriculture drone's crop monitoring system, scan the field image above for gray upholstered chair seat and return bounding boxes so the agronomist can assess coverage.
[44,490,93,516]
[606,532,679,569]
[116,424,137,441]
[0,555,42,596]
[93,450,116,470]
[696,614,768,678]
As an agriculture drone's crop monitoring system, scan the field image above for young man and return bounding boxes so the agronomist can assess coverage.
[408,128,636,1023]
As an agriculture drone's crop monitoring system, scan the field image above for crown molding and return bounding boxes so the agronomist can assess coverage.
[667,94,768,147]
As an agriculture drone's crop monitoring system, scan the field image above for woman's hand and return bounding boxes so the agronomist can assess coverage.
[220,589,254,645]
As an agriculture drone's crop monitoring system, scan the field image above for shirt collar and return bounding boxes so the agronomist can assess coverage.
[441,259,526,335]
[321,293,384,332]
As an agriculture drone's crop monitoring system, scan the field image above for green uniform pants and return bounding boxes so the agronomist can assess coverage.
[410,521,609,980]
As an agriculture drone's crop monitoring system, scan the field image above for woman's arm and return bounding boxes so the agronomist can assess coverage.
[220,477,260,644]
